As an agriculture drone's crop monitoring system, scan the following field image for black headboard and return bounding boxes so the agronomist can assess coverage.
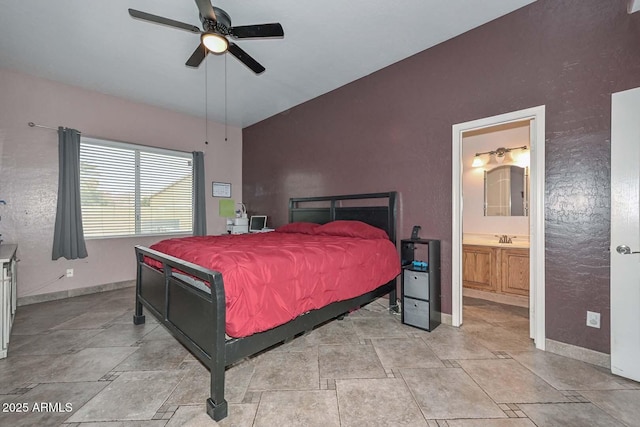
[288,192,398,244]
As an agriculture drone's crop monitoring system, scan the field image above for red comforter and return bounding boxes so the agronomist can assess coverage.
[149,231,400,338]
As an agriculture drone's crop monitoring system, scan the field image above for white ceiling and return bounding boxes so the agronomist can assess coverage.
[0,0,535,128]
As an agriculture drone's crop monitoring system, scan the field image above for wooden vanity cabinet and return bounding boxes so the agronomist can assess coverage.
[500,248,529,296]
[462,245,497,292]
[463,244,529,297]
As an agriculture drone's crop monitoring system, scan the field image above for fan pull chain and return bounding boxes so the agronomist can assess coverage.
[224,54,228,142]
[205,57,209,145]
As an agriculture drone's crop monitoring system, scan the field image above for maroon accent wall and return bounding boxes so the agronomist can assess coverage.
[243,0,640,354]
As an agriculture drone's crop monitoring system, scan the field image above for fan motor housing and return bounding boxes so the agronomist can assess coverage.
[202,7,231,34]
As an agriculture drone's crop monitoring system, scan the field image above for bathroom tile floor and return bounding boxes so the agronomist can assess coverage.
[1,288,639,426]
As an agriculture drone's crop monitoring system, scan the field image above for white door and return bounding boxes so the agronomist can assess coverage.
[611,87,640,382]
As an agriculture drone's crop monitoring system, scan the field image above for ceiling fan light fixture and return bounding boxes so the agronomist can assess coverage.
[128,5,281,71]
[201,33,228,53]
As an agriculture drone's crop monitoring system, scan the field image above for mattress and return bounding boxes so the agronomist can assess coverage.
[148,226,400,337]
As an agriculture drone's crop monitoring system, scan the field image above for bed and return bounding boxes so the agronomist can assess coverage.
[132,192,399,421]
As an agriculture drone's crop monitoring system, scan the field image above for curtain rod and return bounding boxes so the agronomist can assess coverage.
[28,122,68,132]
[27,122,198,156]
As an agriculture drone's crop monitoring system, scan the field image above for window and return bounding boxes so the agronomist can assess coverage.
[80,137,193,238]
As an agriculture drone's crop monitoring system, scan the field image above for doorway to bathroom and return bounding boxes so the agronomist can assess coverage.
[461,121,531,341]
[452,105,546,350]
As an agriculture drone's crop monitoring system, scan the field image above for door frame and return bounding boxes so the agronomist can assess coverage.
[452,105,546,350]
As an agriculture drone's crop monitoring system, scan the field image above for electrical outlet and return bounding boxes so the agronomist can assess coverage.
[586,311,600,328]
[66,268,74,278]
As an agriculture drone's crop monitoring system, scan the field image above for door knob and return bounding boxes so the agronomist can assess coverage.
[616,245,640,255]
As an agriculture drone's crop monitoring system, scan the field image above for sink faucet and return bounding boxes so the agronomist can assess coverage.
[496,234,514,244]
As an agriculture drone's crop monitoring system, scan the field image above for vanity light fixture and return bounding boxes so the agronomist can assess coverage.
[471,156,484,167]
[472,145,528,168]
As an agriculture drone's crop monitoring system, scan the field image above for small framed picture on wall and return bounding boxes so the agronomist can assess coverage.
[212,182,231,198]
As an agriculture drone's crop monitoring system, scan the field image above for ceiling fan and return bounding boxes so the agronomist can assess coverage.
[128,0,284,74]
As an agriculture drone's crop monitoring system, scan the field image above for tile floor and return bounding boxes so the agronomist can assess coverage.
[1,288,639,426]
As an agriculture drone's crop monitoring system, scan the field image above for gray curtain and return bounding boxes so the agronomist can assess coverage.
[52,127,88,260]
[193,151,207,236]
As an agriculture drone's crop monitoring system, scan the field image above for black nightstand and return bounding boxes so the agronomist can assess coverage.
[400,239,441,331]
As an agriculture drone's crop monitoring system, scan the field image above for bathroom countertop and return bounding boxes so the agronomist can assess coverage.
[463,234,530,249]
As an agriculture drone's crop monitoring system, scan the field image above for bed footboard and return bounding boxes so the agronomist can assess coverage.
[134,245,229,420]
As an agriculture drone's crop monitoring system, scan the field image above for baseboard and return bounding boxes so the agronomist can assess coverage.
[545,338,610,369]
[463,288,529,308]
[17,280,136,306]
[440,312,452,326]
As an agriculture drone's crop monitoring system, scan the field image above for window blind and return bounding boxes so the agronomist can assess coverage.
[79,138,193,238]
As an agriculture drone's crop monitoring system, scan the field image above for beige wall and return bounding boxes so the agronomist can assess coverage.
[0,68,242,298]
[462,123,530,237]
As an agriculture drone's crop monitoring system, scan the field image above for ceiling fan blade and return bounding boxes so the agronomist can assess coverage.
[229,23,284,38]
[228,43,265,74]
[194,0,216,21]
[186,43,208,68]
[128,9,200,33]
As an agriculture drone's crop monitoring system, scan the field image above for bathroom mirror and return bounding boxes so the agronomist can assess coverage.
[484,165,529,216]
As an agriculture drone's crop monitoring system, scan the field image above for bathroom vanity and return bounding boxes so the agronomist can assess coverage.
[462,236,529,298]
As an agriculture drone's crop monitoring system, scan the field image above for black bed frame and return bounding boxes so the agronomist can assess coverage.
[133,191,398,421]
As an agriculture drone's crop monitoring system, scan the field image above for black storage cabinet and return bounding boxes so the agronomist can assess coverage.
[400,239,441,331]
